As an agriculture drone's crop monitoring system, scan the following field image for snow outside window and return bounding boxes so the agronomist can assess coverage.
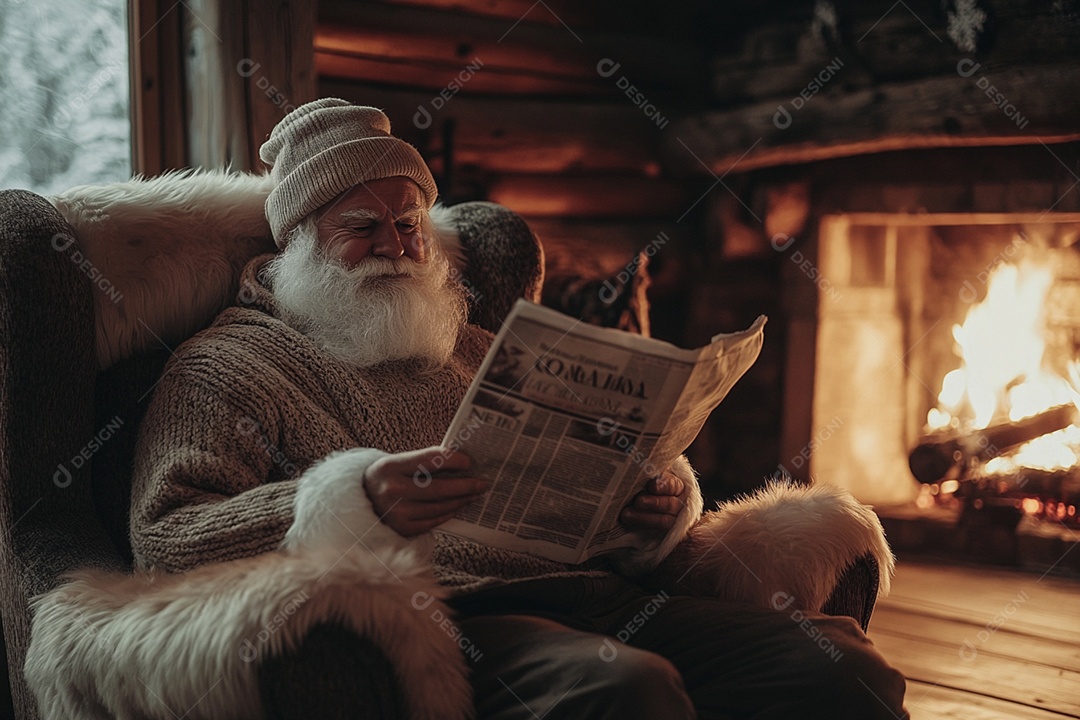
[0,0,130,195]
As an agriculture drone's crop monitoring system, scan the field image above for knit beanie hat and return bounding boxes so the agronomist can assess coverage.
[260,98,439,246]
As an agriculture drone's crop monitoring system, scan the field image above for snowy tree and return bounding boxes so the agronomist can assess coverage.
[0,0,130,194]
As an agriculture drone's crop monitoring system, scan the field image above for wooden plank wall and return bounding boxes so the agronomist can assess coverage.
[316,0,710,275]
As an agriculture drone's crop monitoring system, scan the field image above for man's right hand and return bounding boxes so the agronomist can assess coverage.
[363,446,489,537]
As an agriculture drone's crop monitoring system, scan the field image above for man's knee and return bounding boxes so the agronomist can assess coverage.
[461,615,695,720]
[593,642,695,719]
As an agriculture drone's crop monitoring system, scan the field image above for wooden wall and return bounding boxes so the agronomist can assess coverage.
[316,0,713,279]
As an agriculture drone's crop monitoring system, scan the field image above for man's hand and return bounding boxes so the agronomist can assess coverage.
[620,469,686,541]
[363,446,489,537]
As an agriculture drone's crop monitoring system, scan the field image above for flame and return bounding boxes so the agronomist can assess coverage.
[926,254,1080,474]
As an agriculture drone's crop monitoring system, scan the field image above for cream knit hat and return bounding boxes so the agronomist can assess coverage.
[259,98,439,246]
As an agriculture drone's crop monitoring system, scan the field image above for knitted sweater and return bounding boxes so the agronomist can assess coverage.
[129,254,701,590]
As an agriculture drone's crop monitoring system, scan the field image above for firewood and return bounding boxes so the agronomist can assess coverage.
[908,404,1078,484]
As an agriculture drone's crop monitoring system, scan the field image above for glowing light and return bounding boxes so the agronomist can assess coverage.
[928,252,1080,475]
[941,262,1053,429]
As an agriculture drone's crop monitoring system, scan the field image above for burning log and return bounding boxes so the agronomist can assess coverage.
[908,404,1078,484]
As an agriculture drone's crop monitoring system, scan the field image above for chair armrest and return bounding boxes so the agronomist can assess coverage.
[0,189,126,719]
[820,553,880,632]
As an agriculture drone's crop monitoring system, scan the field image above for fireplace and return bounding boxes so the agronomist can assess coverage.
[760,144,1080,566]
[790,210,1080,502]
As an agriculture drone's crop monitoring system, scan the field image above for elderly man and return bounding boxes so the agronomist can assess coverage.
[129,98,907,719]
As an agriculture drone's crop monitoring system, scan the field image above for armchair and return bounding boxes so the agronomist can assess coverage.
[0,170,890,720]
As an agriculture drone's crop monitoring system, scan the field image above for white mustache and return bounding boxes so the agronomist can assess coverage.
[345,256,423,282]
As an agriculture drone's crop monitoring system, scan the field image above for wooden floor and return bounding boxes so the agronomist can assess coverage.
[868,558,1080,719]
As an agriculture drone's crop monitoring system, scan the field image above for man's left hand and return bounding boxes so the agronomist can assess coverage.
[619,470,686,540]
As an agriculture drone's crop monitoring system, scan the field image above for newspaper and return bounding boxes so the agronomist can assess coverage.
[437,299,766,564]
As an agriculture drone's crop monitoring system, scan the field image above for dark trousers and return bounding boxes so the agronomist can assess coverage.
[448,575,908,720]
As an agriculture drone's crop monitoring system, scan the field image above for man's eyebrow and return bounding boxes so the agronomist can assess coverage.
[337,209,380,223]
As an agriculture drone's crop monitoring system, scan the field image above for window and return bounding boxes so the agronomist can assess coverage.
[0,0,130,194]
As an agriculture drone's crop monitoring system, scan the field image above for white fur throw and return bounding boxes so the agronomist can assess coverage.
[25,545,470,720]
[655,482,894,612]
[50,169,277,369]
[49,169,463,370]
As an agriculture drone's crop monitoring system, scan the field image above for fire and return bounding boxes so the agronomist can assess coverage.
[926,255,1080,476]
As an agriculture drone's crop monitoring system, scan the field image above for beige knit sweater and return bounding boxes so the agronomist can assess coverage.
[130,254,700,589]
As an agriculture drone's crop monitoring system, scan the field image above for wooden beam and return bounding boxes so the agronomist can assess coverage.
[487,174,693,219]
[319,79,663,175]
[131,0,188,175]
[245,0,316,168]
[712,2,1080,103]
[184,0,315,171]
[315,51,602,96]
[317,1,705,100]
[526,220,687,276]
[355,0,671,32]
[667,64,1080,175]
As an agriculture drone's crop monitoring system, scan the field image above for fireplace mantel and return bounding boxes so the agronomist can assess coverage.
[663,0,1080,175]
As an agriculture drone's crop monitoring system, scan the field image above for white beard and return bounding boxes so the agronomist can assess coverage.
[263,218,467,369]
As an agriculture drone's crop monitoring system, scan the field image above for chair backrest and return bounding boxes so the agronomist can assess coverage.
[0,178,543,720]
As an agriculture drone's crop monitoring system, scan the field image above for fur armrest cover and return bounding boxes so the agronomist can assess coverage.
[645,482,895,613]
[25,544,468,720]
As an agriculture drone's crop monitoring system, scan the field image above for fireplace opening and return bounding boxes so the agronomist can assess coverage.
[782,211,1080,558]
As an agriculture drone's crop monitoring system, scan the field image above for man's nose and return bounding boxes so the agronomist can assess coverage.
[370,226,405,259]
